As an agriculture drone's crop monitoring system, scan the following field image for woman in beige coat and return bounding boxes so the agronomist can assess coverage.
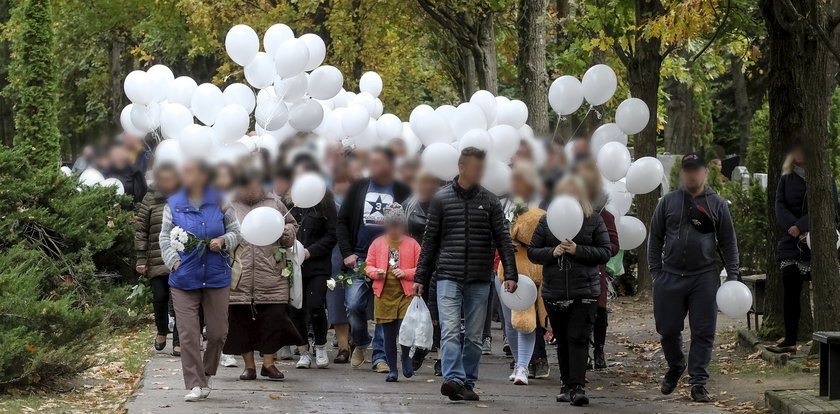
[223,170,302,381]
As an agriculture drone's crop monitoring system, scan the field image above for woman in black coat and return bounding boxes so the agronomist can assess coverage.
[528,175,611,406]
[770,145,840,353]
[286,155,338,368]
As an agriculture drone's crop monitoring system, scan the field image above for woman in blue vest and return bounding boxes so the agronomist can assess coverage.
[159,159,241,402]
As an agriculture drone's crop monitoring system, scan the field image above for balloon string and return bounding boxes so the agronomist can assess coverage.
[552,116,563,145]
[566,106,594,144]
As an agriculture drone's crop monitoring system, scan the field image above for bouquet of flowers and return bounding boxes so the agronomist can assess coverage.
[170,226,212,255]
[328,262,371,290]
[507,196,529,230]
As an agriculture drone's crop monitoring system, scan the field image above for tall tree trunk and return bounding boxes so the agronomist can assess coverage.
[623,0,665,294]
[762,0,840,335]
[731,57,753,157]
[109,32,125,133]
[517,0,549,135]
[472,14,498,95]
[460,45,479,100]
[663,76,695,154]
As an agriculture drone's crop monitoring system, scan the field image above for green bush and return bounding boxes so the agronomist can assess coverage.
[718,178,769,274]
[0,147,144,388]
[746,102,769,174]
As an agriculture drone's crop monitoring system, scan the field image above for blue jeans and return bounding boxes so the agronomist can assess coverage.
[437,280,490,388]
[345,274,385,365]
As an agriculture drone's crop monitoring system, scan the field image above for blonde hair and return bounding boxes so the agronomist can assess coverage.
[554,175,594,217]
[573,159,603,198]
[512,161,541,194]
[782,153,795,175]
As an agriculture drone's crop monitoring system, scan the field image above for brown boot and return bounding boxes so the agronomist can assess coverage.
[260,364,285,380]
[239,368,256,380]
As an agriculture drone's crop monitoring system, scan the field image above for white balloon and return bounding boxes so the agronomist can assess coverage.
[400,123,422,156]
[625,157,664,195]
[179,124,217,161]
[60,166,72,176]
[299,33,326,71]
[716,281,753,318]
[414,112,453,146]
[120,105,145,137]
[238,135,258,152]
[225,24,259,66]
[167,76,198,107]
[264,24,294,59]
[350,119,379,150]
[155,137,184,167]
[421,143,460,181]
[451,102,488,139]
[254,134,280,161]
[495,96,511,107]
[597,141,631,181]
[288,99,324,132]
[160,103,193,140]
[307,66,344,100]
[591,123,627,156]
[499,274,538,311]
[244,52,275,89]
[376,113,403,140]
[331,89,352,108]
[342,104,370,136]
[274,38,310,78]
[191,83,225,125]
[459,129,493,153]
[100,177,125,195]
[617,215,646,250]
[372,98,384,119]
[615,97,650,135]
[130,102,161,133]
[546,195,584,240]
[291,172,327,208]
[436,104,457,124]
[223,83,256,114]
[496,99,528,129]
[213,104,250,143]
[359,71,383,98]
[78,168,104,186]
[549,75,584,115]
[254,98,289,130]
[581,64,617,106]
[240,206,287,246]
[351,92,376,116]
[481,159,511,196]
[409,104,434,132]
[488,124,520,161]
[273,73,309,101]
[147,65,174,102]
[604,178,633,216]
[213,142,250,165]
[316,106,346,140]
[470,90,498,124]
[124,70,155,105]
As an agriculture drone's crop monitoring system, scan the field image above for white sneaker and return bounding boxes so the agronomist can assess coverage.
[513,366,529,385]
[314,345,329,368]
[509,369,516,382]
[220,354,237,367]
[279,346,293,360]
[184,387,203,402]
[200,386,211,398]
[296,351,311,369]
[168,316,175,333]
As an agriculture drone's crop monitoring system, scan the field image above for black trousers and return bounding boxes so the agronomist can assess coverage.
[781,264,810,345]
[151,276,179,345]
[545,299,597,388]
[291,274,329,346]
[593,306,608,348]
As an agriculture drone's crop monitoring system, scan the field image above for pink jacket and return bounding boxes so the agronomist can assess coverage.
[365,235,421,297]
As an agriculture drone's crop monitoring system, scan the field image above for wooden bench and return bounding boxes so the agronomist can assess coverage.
[813,331,840,400]
[742,274,765,330]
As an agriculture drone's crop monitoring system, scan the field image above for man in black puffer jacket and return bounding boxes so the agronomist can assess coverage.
[413,148,517,402]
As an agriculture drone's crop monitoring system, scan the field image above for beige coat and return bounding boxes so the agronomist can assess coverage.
[229,194,298,305]
[498,208,548,332]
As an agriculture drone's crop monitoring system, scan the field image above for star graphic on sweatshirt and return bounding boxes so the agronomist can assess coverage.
[367,195,386,215]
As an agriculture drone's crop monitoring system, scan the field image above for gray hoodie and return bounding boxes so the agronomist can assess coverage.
[648,186,739,279]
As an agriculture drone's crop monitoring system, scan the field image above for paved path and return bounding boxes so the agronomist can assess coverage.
[126,308,735,414]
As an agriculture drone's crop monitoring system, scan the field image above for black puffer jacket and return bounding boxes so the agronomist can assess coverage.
[528,214,611,301]
[415,179,517,285]
[288,191,338,277]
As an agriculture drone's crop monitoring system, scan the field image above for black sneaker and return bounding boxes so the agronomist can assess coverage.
[569,385,589,406]
[463,385,480,401]
[556,386,570,403]
[593,345,607,370]
[412,349,428,371]
[534,357,550,378]
[690,384,712,402]
[528,360,536,378]
[440,381,465,401]
[660,366,685,395]
[434,359,442,376]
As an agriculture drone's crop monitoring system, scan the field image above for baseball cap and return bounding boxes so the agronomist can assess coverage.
[681,152,706,169]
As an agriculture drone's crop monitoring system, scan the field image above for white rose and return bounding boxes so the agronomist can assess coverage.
[326,279,337,291]
[172,240,185,252]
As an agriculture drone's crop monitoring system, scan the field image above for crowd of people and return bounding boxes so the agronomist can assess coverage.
[74,126,757,406]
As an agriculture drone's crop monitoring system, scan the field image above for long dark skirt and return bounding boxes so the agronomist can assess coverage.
[223,304,304,355]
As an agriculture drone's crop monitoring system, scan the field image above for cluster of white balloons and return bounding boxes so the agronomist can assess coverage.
[547,64,664,251]
[412,90,543,196]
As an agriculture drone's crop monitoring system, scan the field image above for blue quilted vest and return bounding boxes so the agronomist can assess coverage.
[167,187,231,290]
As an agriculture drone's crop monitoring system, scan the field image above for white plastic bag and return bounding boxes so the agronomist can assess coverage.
[288,240,304,309]
[399,296,434,350]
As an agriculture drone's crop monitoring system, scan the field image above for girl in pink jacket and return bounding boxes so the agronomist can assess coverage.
[366,203,421,382]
